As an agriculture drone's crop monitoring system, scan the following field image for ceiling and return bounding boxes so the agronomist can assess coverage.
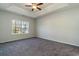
[0,3,79,18]
[14,3,51,11]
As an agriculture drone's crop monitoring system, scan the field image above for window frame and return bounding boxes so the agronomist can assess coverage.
[12,20,29,35]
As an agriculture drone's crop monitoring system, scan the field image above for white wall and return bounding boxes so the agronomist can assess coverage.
[36,6,79,46]
[0,10,36,43]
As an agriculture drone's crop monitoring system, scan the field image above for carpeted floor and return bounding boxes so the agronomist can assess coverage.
[0,37,79,56]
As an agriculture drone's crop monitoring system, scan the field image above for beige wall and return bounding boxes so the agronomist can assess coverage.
[36,6,79,46]
[0,10,36,43]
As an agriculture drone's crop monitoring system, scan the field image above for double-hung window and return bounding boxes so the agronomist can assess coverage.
[12,20,29,34]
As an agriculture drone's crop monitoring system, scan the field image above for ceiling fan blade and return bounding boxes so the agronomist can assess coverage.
[25,5,31,7]
[37,7,41,10]
[37,3,43,6]
[32,8,34,11]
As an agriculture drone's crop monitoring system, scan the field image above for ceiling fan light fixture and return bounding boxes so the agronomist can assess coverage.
[32,5,37,9]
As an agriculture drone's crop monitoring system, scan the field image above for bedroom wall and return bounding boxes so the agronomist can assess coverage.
[36,6,79,46]
[0,10,36,43]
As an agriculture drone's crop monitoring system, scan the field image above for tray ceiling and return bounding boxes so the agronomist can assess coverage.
[0,3,78,18]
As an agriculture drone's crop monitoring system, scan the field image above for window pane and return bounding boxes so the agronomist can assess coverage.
[12,20,29,34]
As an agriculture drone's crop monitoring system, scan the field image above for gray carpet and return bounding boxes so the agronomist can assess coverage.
[0,37,79,56]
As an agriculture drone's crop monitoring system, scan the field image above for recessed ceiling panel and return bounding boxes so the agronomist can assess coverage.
[0,3,71,18]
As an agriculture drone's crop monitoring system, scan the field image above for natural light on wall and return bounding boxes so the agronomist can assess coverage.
[12,20,29,34]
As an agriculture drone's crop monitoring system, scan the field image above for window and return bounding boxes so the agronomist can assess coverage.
[12,20,29,34]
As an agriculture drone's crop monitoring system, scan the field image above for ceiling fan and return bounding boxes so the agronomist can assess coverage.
[25,3,43,11]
